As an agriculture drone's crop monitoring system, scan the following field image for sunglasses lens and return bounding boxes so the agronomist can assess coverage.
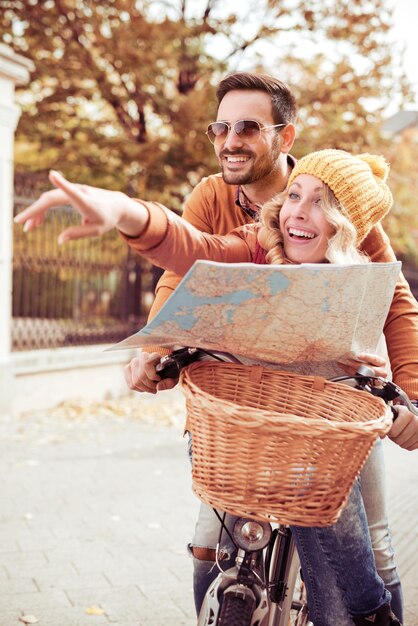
[234,120,261,141]
[206,120,262,144]
[207,122,229,143]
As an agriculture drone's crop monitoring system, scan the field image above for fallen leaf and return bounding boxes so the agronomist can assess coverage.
[85,606,105,616]
[20,391,187,427]
[19,616,39,624]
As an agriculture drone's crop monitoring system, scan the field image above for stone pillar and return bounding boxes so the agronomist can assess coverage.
[0,44,34,417]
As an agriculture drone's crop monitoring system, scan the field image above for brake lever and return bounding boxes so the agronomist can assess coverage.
[332,365,418,420]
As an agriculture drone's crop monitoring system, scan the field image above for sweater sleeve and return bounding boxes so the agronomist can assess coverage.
[119,200,253,275]
[145,179,217,329]
[119,200,254,357]
[146,178,246,322]
[361,223,418,398]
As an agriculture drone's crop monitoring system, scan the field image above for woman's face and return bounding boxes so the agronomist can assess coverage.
[279,174,335,263]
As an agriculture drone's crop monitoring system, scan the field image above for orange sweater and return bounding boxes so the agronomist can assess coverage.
[147,174,251,320]
[120,178,418,399]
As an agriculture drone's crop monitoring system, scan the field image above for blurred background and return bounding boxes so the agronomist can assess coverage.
[1,0,418,411]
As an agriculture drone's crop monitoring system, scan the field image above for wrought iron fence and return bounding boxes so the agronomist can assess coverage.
[12,172,163,351]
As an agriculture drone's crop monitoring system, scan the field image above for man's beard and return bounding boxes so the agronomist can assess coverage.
[220,139,282,185]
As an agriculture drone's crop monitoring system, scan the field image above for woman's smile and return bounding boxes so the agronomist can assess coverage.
[287,226,317,241]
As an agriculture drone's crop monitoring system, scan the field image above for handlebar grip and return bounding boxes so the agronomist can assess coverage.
[155,348,202,380]
[155,358,181,380]
[391,406,399,421]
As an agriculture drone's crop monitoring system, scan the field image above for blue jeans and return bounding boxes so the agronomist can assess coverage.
[190,439,401,625]
[359,439,402,620]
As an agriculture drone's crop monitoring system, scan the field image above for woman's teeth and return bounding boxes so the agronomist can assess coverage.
[288,228,315,239]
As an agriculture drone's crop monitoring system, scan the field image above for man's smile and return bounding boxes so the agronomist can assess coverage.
[220,151,253,166]
[225,156,250,163]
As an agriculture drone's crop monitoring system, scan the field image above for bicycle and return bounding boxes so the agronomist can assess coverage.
[157,348,418,626]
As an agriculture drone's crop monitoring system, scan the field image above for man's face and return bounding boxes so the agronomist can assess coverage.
[214,90,283,185]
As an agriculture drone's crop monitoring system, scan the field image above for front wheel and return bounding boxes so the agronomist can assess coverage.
[217,585,256,626]
[289,568,310,626]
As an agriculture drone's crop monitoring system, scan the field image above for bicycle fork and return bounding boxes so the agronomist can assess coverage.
[198,547,270,626]
[267,527,308,625]
[198,520,309,626]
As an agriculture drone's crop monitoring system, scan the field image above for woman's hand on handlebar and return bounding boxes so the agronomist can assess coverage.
[337,352,388,378]
[388,405,418,451]
[124,351,179,394]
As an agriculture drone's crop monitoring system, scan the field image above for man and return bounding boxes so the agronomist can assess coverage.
[125,73,297,392]
[121,72,418,624]
[125,73,418,423]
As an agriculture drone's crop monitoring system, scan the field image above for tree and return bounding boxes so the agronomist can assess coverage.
[382,128,418,262]
[2,0,226,205]
[1,0,414,215]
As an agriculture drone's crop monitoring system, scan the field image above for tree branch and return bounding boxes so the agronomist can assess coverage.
[202,0,215,21]
[53,0,147,143]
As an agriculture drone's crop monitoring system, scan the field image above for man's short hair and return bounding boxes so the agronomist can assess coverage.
[216,71,297,126]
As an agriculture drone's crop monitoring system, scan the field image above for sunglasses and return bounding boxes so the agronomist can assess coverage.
[206,119,286,144]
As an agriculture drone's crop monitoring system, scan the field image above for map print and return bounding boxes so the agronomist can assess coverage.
[109,261,401,377]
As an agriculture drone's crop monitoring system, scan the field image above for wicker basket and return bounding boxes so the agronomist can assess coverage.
[180,361,392,527]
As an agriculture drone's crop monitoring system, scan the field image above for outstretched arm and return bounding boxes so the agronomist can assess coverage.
[15,171,252,274]
[14,170,149,241]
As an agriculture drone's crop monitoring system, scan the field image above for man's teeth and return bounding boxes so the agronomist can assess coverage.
[226,156,249,162]
[289,228,315,239]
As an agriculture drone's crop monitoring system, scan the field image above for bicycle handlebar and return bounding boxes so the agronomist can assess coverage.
[156,348,418,417]
[156,347,242,379]
[331,364,418,416]
[155,348,202,380]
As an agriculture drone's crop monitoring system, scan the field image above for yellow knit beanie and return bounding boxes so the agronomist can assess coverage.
[287,149,392,243]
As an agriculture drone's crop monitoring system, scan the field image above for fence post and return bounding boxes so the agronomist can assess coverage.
[0,45,34,418]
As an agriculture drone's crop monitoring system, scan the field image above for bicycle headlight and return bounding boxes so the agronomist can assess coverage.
[233,518,272,551]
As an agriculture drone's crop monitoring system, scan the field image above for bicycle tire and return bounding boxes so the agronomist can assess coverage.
[217,585,256,626]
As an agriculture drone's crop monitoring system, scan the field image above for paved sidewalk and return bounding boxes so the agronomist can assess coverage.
[0,389,417,626]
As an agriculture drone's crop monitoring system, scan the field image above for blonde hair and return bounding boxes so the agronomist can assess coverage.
[257,186,369,265]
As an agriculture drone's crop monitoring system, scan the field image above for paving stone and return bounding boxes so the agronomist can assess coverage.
[34,568,112,593]
[0,578,39,595]
[65,584,143,607]
[0,552,48,569]
[4,559,66,580]
[0,610,27,626]
[0,589,73,613]
[0,395,416,625]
